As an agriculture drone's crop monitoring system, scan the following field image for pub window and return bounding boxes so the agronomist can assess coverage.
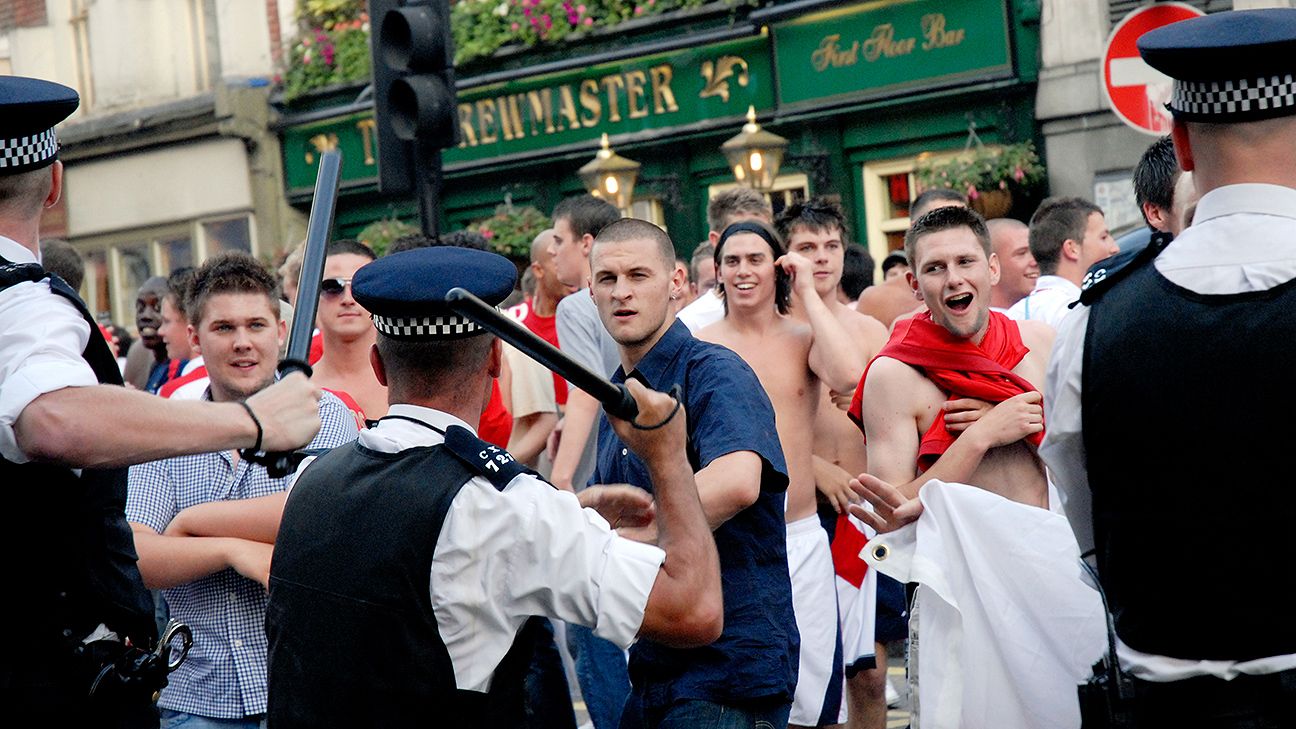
[83,249,111,322]
[708,173,810,223]
[157,236,195,274]
[113,242,152,331]
[861,152,969,279]
[627,198,666,229]
[202,215,255,257]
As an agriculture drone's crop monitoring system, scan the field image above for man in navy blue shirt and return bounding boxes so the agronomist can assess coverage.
[588,218,798,728]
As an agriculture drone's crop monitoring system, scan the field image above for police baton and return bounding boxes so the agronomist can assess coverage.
[240,149,342,477]
[444,288,643,422]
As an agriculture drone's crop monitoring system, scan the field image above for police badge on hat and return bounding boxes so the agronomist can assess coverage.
[0,76,79,174]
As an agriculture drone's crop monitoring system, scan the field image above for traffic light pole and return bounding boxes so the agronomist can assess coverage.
[415,139,443,238]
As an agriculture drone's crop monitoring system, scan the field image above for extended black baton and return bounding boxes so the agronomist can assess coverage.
[241,149,342,477]
[445,287,642,422]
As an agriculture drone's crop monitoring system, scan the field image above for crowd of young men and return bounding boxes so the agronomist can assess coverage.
[9,9,1296,727]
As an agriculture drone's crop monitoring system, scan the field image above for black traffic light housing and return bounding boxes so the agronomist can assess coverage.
[370,0,460,235]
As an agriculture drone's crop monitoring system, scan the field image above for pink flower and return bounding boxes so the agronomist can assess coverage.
[1013,167,1025,182]
[635,5,643,14]
[584,16,593,25]
[482,229,495,239]
[967,186,979,200]
[577,3,586,11]
[511,21,520,30]
[999,180,1007,190]
[302,37,312,47]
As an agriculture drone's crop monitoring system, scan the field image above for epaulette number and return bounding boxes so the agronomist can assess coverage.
[478,445,515,472]
[1082,267,1107,290]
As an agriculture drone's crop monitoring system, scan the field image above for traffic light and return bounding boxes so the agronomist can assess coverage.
[369,0,460,234]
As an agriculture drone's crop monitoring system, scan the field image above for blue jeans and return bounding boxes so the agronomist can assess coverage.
[565,623,631,729]
[158,710,265,729]
[619,692,792,729]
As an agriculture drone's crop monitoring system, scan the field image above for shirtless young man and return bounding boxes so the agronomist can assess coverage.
[698,220,863,729]
[310,240,386,424]
[851,205,1054,517]
[776,200,890,729]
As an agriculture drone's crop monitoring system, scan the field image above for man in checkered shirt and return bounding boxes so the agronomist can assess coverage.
[126,253,358,728]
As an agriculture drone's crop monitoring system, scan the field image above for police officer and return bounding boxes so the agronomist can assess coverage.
[1041,10,1296,726]
[0,76,322,726]
[264,245,724,729]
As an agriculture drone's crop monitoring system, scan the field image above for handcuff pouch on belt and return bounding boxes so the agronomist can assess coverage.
[1077,557,1136,729]
[78,619,193,703]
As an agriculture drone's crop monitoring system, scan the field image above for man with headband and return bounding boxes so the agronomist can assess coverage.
[699,219,863,729]
[1042,9,1296,724]
[264,245,724,728]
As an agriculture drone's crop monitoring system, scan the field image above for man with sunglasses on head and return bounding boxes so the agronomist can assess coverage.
[311,240,384,426]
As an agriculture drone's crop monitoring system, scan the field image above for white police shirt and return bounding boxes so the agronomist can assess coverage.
[1005,275,1080,330]
[1041,182,1296,681]
[291,403,665,693]
[0,235,98,463]
[676,288,725,333]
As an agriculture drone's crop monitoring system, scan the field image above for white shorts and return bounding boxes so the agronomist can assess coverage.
[787,514,846,726]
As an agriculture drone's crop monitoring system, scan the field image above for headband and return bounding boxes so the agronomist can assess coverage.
[716,220,781,255]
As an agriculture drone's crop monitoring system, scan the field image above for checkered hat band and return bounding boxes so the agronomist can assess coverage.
[1171,74,1296,118]
[372,312,483,339]
[0,128,57,169]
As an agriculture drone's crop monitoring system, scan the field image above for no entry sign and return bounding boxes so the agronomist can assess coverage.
[1103,3,1205,135]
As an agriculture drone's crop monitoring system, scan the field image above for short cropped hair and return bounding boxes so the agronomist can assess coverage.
[327,238,377,261]
[1028,197,1102,276]
[707,187,772,233]
[841,243,875,299]
[911,188,967,220]
[187,252,281,325]
[41,239,84,291]
[441,230,490,251]
[165,266,196,316]
[552,194,620,239]
[592,218,676,268]
[0,166,51,219]
[376,334,495,401]
[904,205,991,266]
[715,220,791,315]
[1133,136,1179,230]
[775,197,848,242]
[881,251,909,278]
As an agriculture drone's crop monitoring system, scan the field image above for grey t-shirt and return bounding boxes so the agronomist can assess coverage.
[555,289,620,490]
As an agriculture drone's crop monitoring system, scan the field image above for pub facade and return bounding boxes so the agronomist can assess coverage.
[278,0,1043,269]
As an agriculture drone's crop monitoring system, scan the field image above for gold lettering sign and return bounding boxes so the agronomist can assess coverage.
[699,56,749,102]
[356,119,377,165]
[454,62,682,149]
[809,14,966,71]
[304,132,339,164]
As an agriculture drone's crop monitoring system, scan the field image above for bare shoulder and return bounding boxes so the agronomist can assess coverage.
[862,355,922,395]
[695,319,730,345]
[836,307,889,357]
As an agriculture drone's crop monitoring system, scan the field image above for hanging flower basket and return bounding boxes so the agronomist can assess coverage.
[914,140,1045,218]
[474,204,552,261]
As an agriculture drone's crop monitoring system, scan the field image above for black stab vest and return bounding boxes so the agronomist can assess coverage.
[0,257,156,697]
[266,439,540,728]
[1083,259,1296,661]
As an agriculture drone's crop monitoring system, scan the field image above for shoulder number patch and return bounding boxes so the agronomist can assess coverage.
[442,425,533,492]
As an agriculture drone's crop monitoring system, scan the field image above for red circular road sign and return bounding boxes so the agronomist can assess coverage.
[1102,3,1205,135]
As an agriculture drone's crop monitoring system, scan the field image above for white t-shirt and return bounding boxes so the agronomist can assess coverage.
[1005,275,1081,330]
[676,289,725,333]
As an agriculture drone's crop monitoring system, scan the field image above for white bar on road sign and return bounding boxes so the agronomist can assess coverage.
[1110,56,1172,88]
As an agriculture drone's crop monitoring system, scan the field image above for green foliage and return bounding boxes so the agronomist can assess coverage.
[914,141,1045,200]
[474,205,551,259]
[282,0,756,98]
[452,0,732,65]
[358,217,420,257]
[282,18,372,101]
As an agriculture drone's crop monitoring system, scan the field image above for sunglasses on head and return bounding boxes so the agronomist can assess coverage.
[321,277,352,297]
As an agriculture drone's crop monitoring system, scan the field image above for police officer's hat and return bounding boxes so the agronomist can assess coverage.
[352,246,517,340]
[0,76,79,175]
[1139,9,1296,123]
